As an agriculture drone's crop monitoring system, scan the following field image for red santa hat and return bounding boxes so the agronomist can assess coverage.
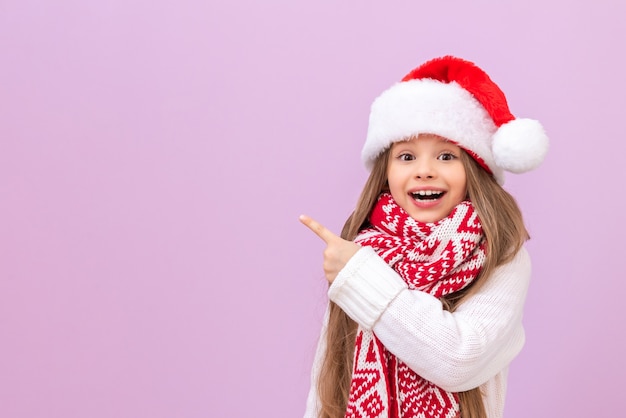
[362,56,549,184]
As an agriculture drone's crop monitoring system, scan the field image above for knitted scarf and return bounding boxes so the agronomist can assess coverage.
[345,193,487,418]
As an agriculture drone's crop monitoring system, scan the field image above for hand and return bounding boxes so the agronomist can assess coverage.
[299,215,361,284]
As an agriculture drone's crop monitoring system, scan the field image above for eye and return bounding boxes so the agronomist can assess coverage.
[438,152,457,161]
[397,152,415,161]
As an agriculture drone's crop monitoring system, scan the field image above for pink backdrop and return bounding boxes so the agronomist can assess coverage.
[1,1,624,417]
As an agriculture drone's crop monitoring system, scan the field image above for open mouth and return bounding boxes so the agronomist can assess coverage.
[411,190,445,201]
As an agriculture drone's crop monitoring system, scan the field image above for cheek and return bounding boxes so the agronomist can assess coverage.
[386,163,408,184]
[387,181,403,201]
[454,175,468,201]
[389,187,404,203]
[386,167,404,194]
[386,181,404,204]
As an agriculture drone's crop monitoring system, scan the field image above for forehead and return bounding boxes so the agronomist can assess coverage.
[392,133,459,147]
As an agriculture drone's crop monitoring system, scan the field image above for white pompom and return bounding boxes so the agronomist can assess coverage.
[492,118,549,173]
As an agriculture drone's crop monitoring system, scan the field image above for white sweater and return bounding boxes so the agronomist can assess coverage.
[304,246,531,418]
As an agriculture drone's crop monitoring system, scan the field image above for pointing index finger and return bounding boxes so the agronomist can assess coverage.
[299,215,337,244]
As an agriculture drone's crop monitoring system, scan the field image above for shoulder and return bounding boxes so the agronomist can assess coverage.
[495,246,532,281]
[488,246,532,287]
[512,245,531,265]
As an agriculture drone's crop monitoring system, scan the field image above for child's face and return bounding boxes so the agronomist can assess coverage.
[387,134,467,223]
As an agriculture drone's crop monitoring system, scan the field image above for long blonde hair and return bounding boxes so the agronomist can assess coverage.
[316,147,529,418]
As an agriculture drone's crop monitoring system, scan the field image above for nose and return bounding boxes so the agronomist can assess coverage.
[414,158,435,179]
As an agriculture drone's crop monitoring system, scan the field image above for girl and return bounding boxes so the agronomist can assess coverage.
[300,56,548,418]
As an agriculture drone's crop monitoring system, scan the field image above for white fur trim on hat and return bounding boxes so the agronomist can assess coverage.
[363,78,505,182]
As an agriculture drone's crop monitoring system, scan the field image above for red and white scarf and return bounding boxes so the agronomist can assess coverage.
[345,193,486,418]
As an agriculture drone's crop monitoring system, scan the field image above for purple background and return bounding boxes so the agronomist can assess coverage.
[1,1,623,417]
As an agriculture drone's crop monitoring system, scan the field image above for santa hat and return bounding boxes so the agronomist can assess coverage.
[362,56,549,184]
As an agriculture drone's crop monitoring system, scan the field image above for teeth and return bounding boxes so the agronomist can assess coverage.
[412,190,444,200]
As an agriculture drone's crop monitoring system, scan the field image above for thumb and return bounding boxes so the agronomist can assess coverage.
[299,215,340,244]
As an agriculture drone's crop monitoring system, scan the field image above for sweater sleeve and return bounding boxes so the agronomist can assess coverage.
[328,246,531,393]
